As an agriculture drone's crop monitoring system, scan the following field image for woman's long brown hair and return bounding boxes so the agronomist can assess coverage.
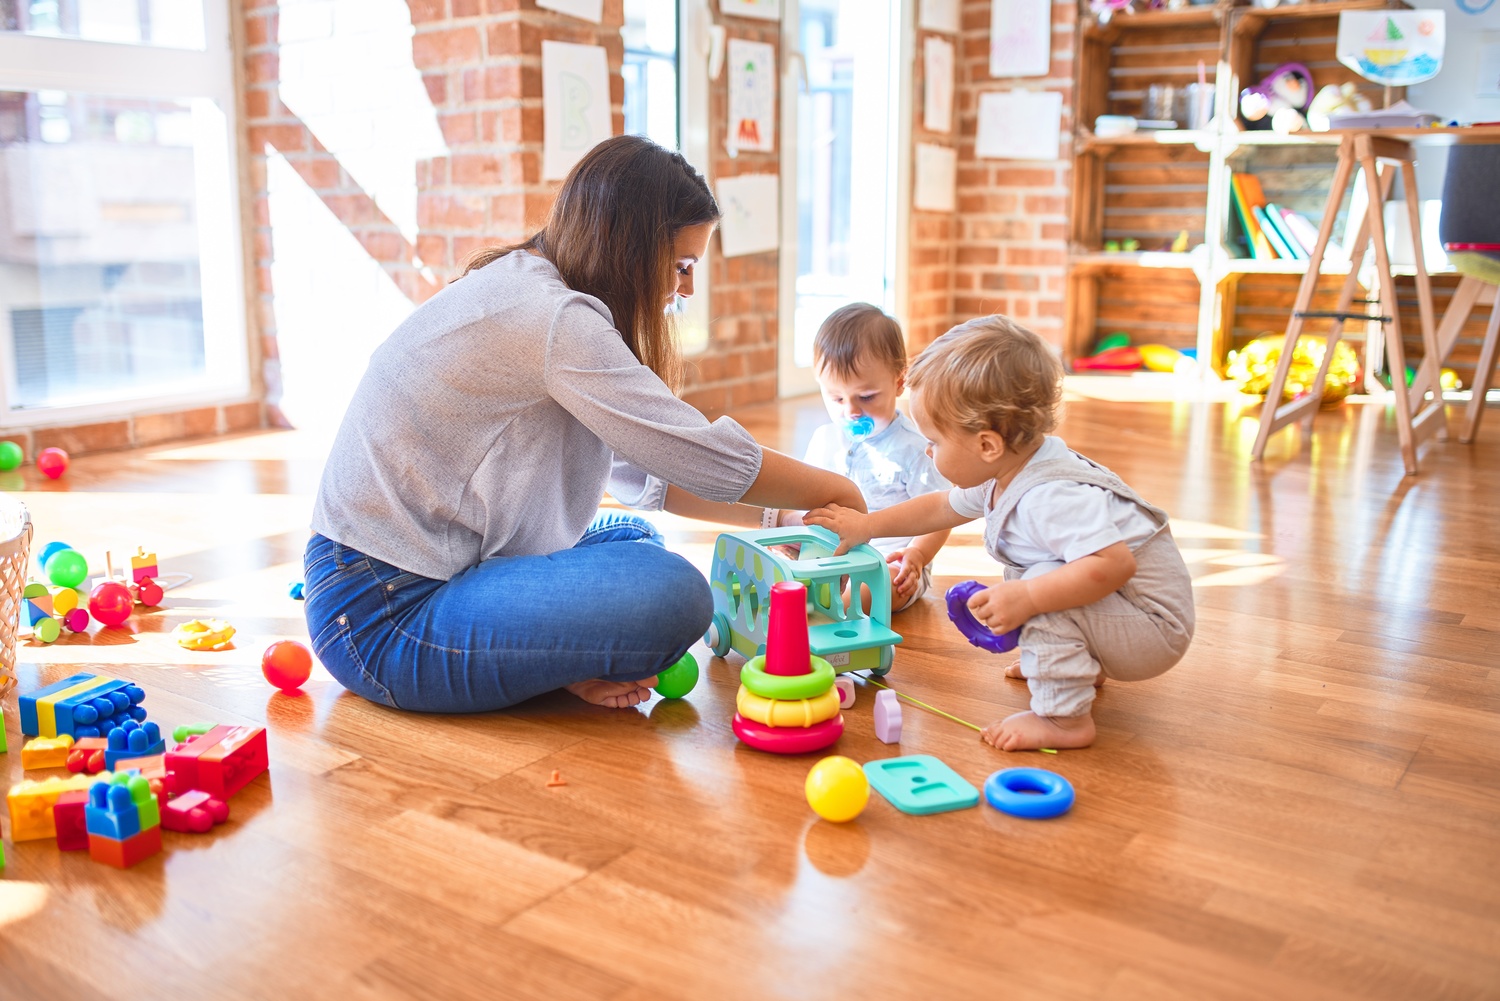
[462,135,719,390]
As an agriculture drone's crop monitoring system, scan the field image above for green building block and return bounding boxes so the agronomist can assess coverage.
[1,703,7,753]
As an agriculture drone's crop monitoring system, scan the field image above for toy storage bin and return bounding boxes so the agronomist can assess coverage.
[0,496,32,697]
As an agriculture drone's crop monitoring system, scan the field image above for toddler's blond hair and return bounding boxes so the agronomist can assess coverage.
[906,314,1062,451]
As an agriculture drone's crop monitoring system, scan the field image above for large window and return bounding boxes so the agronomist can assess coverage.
[0,1,244,422]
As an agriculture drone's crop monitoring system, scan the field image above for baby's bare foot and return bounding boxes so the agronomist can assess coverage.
[1003,661,1103,688]
[981,710,1096,752]
[564,677,657,708]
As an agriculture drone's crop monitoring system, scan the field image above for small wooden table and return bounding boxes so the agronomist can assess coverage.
[1250,125,1500,475]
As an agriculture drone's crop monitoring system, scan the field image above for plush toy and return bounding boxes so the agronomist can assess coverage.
[1306,82,1373,131]
[1240,63,1313,132]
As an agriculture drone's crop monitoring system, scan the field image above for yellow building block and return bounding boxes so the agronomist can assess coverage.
[6,772,109,841]
[21,733,74,769]
[36,675,120,738]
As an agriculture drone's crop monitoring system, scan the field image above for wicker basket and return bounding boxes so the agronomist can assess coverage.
[0,496,31,699]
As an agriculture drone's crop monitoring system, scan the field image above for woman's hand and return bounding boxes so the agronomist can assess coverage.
[966,580,1040,635]
[803,503,872,555]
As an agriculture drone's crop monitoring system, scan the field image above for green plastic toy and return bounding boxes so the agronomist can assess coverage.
[653,652,699,699]
[863,755,980,816]
[0,441,21,471]
[172,722,217,743]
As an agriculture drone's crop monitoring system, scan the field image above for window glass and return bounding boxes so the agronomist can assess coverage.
[0,90,220,409]
[622,0,678,151]
[1,0,205,49]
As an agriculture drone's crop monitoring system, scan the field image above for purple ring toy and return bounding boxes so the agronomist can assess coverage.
[945,580,1020,654]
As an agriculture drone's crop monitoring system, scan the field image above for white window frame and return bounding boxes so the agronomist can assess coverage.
[677,0,713,356]
[0,3,249,427]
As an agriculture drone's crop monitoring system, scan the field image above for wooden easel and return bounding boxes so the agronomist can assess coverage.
[1250,131,1441,475]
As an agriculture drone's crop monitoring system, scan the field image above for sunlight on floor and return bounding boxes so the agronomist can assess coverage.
[146,429,333,463]
[0,882,50,928]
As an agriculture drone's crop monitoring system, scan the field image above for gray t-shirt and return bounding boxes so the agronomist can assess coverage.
[310,250,764,580]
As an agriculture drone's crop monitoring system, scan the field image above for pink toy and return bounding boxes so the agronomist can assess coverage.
[36,447,69,479]
[874,689,903,744]
[763,581,811,676]
[160,789,229,833]
[62,607,91,632]
[835,676,856,709]
[732,712,844,754]
[88,581,134,627]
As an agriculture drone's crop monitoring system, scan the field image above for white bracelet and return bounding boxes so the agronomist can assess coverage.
[760,507,779,529]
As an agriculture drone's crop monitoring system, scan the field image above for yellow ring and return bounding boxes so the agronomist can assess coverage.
[173,618,237,651]
[735,685,840,728]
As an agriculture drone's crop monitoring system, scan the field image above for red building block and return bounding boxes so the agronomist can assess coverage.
[161,789,229,833]
[88,825,162,869]
[66,736,108,774]
[166,725,267,799]
[53,790,90,851]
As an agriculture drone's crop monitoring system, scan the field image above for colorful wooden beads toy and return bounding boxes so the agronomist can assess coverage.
[732,581,844,755]
[51,584,92,632]
[130,547,164,606]
[834,676,856,709]
[161,789,229,833]
[984,768,1075,819]
[22,581,61,642]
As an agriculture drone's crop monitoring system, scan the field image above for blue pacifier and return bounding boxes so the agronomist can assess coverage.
[845,415,876,438]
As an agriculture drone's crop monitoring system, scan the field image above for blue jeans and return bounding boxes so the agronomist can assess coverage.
[302,511,712,712]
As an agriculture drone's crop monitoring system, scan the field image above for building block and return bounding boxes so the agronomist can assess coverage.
[863,755,980,816]
[1,704,7,753]
[874,689,903,744]
[834,676,856,709]
[167,724,268,799]
[172,722,216,743]
[161,789,229,833]
[104,720,164,770]
[19,672,97,735]
[131,548,159,584]
[88,825,162,869]
[21,733,74,769]
[85,773,159,841]
[53,790,90,850]
[54,679,148,739]
[115,753,169,800]
[7,772,110,840]
[67,736,108,774]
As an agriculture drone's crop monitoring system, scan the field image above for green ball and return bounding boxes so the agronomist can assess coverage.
[0,442,21,471]
[654,652,699,699]
[46,548,89,589]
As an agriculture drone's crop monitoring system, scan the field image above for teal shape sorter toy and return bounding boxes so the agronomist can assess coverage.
[864,755,980,816]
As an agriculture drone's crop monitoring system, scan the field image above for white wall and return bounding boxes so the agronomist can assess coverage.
[1407,0,1500,200]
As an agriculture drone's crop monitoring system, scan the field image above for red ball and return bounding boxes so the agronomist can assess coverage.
[36,447,69,480]
[262,640,313,691]
[88,581,134,627]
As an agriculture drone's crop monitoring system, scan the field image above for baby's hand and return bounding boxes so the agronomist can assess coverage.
[803,503,871,555]
[966,580,1040,635]
[886,549,922,599]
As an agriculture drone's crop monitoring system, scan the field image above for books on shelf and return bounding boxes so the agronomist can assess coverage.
[1277,207,1325,257]
[1229,173,1338,262]
[1229,173,1275,260]
[1260,203,1306,260]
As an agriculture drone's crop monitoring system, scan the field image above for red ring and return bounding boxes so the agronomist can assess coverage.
[731,713,843,754]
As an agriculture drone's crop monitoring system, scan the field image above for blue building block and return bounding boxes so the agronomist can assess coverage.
[56,681,147,739]
[18,672,97,735]
[103,720,164,770]
[85,773,159,841]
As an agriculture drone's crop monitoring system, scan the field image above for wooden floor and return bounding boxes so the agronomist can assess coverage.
[2,383,1499,1000]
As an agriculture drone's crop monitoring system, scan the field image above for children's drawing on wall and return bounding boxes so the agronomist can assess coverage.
[990,0,1052,78]
[715,173,780,257]
[537,0,603,22]
[1337,10,1447,86]
[542,40,612,180]
[727,38,776,156]
[975,90,1063,160]
[924,36,955,132]
[720,0,781,20]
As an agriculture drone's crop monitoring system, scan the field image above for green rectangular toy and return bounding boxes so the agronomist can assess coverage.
[864,754,979,816]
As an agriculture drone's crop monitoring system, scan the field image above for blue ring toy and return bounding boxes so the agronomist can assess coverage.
[945,580,1020,654]
[984,767,1075,819]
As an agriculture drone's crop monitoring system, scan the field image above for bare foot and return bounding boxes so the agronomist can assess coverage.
[564,676,657,708]
[981,710,1096,751]
[1003,661,1103,688]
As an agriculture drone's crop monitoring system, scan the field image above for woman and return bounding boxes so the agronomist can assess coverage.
[304,135,864,713]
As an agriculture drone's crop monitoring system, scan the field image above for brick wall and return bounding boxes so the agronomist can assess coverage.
[907,20,959,352]
[679,10,781,419]
[950,0,1073,350]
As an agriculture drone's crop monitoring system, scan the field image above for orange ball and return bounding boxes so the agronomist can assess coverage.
[262,640,313,691]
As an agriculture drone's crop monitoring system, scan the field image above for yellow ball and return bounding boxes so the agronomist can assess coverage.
[52,586,82,615]
[805,755,869,823]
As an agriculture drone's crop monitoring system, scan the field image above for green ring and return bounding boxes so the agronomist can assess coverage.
[741,655,836,701]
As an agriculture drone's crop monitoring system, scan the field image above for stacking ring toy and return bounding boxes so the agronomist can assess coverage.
[732,713,843,754]
[740,654,836,701]
[983,767,1075,819]
[173,618,237,651]
[945,580,1021,654]
[736,685,840,728]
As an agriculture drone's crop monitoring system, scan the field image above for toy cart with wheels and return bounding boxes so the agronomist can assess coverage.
[702,525,901,676]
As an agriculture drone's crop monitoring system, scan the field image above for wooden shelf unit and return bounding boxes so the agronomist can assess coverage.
[1065,0,1414,371]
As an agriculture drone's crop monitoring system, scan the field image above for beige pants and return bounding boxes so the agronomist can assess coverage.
[1013,534,1195,718]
